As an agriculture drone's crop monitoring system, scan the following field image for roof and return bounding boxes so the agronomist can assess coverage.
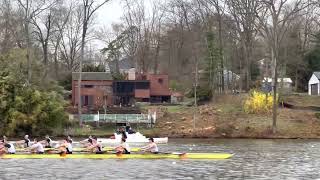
[72,72,113,81]
[314,72,320,79]
[263,77,293,83]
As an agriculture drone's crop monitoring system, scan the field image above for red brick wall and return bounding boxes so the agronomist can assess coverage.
[135,89,150,98]
[72,80,113,107]
[147,74,171,96]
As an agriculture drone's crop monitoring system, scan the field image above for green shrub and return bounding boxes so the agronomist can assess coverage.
[186,86,212,101]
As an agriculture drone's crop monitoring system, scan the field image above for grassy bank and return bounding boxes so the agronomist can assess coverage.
[55,94,320,139]
[151,94,320,139]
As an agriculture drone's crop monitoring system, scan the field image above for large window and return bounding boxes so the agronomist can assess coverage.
[81,95,94,106]
[81,85,94,88]
[136,82,150,89]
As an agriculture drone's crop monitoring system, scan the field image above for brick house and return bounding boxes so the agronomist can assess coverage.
[112,74,172,105]
[72,71,172,108]
[147,74,171,103]
[72,72,113,108]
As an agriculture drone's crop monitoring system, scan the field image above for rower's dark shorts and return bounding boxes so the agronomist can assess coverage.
[8,152,15,154]
[95,151,104,154]
[124,149,130,154]
[67,152,72,154]
[37,152,44,154]
[45,145,52,148]
[152,152,159,154]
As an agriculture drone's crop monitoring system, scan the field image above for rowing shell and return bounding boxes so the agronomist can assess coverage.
[0,153,233,159]
[16,147,141,152]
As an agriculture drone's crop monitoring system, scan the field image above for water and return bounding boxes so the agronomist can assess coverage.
[1,139,320,179]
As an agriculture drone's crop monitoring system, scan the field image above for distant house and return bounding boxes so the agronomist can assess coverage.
[113,73,171,105]
[223,70,240,88]
[308,72,320,95]
[262,77,293,93]
[72,70,172,108]
[72,72,113,108]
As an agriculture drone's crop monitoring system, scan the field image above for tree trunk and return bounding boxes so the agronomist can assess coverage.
[294,69,298,92]
[271,48,278,134]
[193,60,198,129]
[78,16,88,126]
[26,22,32,85]
[153,42,160,74]
[218,16,224,93]
[246,48,251,91]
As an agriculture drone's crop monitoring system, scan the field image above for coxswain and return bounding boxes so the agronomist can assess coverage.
[141,138,159,154]
[17,135,31,148]
[58,138,73,154]
[115,138,130,154]
[30,138,44,154]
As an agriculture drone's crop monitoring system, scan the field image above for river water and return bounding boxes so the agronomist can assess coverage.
[0,138,319,180]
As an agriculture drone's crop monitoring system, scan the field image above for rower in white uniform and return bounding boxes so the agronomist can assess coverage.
[0,139,16,154]
[141,138,159,154]
[115,138,131,154]
[17,135,31,148]
[58,137,73,154]
[30,138,44,154]
[41,135,52,148]
[87,136,103,154]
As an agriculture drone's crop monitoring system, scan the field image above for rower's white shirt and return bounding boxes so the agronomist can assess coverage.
[121,142,130,152]
[149,143,158,153]
[67,143,72,152]
[7,143,15,153]
[46,138,52,146]
[31,142,44,152]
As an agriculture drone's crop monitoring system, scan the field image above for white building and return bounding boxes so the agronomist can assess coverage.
[263,77,293,87]
[262,77,293,93]
[308,72,320,95]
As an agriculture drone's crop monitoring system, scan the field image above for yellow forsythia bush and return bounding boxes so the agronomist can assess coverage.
[244,90,277,114]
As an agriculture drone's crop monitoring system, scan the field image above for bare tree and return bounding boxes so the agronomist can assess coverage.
[226,0,259,91]
[78,0,111,125]
[59,6,83,72]
[31,7,55,79]
[256,0,311,133]
[17,0,55,85]
[50,3,73,78]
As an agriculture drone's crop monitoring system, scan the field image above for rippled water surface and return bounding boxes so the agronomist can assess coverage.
[1,139,320,179]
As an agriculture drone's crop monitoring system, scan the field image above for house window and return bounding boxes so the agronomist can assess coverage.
[81,95,94,106]
[158,78,163,84]
[82,85,94,88]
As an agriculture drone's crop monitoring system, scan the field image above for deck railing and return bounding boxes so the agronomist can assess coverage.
[70,113,156,125]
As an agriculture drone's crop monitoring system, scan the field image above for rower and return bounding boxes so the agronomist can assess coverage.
[67,135,73,143]
[141,138,158,154]
[30,138,44,154]
[58,138,73,154]
[80,135,93,146]
[87,136,103,154]
[17,135,31,148]
[42,135,52,148]
[115,138,130,154]
[118,127,127,140]
[0,139,16,154]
